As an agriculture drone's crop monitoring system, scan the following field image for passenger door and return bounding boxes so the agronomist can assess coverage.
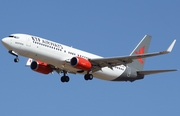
[26,37,31,47]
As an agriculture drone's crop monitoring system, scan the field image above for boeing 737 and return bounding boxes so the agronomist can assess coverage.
[1,34,177,82]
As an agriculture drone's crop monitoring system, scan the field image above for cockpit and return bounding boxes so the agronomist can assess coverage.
[8,35,19,39]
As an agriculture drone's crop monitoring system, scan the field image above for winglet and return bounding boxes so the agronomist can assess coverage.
[167,39,176,53]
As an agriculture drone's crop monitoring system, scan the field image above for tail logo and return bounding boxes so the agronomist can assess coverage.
[135,46,145,64]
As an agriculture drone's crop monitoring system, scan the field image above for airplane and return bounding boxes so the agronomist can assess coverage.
[1,34,177,82]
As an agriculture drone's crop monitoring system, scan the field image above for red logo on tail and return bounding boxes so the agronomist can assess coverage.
[135,46,145,64]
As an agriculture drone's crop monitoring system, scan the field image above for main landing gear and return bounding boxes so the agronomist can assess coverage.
[9,50,19,63]
[84,71,93,81]
[84,74,93,81]
[60,71,70,83]
[60,70,93,83]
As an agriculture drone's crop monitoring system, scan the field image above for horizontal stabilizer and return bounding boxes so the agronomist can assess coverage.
[137,69,177,75]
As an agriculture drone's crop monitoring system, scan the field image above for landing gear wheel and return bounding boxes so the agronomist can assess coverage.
[61,76,70,82]
[64,76,70,82]
[89,74,93,80]
[60,70,70,83]
[84,74,93,81]
[61,76,65,82]
[14,57,19,63]
[84,74,89,80]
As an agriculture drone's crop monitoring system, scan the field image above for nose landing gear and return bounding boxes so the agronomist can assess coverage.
[9,50,19,63]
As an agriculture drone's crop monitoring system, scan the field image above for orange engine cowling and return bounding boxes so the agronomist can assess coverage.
[70,57,92,71]
[30,61,52,74]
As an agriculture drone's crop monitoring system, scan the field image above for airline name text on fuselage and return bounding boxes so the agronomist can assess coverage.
[31,36,63,49]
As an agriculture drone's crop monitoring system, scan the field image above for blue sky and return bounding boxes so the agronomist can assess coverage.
[0,0,179,116]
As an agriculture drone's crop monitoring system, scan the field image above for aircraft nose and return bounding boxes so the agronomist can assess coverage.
[1,37,10,48]
[2,38,8,45]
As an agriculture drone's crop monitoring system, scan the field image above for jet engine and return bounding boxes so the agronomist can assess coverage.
[70,57,92,70]
[30,61,52,74]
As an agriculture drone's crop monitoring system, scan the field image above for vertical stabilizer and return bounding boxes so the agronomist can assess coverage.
[128,35,152,70]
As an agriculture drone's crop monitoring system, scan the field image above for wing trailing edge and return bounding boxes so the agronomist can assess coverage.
[137,69,177,75]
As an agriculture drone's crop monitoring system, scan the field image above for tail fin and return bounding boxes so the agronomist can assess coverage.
[128,35,152,70]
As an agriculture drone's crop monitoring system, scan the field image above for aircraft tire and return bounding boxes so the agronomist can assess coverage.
[84,74,93,80]
[89,74,93,80]
[61,76,70,82]
[65,76,70,82]
[14,58,19,63]
[84,74,89,80]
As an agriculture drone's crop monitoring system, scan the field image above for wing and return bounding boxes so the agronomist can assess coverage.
[90,40,176,71]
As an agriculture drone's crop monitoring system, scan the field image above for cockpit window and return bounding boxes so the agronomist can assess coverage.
[8,35,14,37]
[8,35,19,39]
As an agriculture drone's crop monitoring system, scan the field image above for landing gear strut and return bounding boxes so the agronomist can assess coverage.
[60,70,70,83]
[9,50,19,63]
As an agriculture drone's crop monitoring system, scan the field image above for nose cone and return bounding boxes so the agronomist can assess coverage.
[1,37,11,49]
[2,38,8,46]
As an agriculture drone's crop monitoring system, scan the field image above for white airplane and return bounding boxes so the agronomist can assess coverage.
[1,34,177,82]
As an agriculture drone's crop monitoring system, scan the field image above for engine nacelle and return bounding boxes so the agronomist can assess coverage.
[30,61,52,74]
[70,57,92,71]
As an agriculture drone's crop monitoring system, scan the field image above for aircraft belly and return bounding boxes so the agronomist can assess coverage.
[92,66,126,81]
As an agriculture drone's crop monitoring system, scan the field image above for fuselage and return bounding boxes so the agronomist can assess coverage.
[2,33,129,81]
